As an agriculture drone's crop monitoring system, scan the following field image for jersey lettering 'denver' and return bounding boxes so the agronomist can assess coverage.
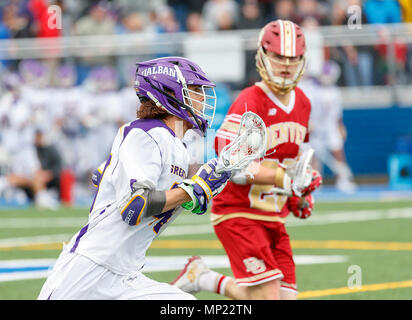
[211,81,311,224]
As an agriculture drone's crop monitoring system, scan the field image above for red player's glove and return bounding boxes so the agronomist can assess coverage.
[287,194,314,219]
[300,170,322,196]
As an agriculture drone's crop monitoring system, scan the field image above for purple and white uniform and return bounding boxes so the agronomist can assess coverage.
[38,118,193,300]
[38,56,217,300]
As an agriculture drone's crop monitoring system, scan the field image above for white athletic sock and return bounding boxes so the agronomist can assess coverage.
[198,270,230,295]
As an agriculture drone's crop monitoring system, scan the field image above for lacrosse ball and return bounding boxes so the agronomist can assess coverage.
[247,132,262,149]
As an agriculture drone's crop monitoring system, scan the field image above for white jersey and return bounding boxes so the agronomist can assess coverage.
[299,79,343,151]
[65,118,190,275]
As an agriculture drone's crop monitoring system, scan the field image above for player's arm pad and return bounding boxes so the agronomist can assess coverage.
[121,189,166,226]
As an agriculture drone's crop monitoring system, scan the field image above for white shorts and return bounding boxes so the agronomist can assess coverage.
[38,250,195,300]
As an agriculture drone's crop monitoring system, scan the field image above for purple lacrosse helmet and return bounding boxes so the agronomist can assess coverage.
[57,63,77,88]
[87,66,118,91]
[135,56,217,136]
[19,59,50,87]
[319,60,341,86]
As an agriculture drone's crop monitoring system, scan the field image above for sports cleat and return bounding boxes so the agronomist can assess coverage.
[171,256,209,293]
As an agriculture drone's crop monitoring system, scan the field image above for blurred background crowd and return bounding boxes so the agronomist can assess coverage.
[1,0,412,209]
[0,0,411,86]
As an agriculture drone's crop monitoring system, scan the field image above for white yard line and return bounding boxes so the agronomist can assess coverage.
[0,217,87,229]
[285,207,412,227]
[0,208,411,247]
[0,234,73,247]
[0,255,347,282]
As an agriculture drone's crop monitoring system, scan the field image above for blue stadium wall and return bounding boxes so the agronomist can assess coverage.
[333,106,412,177]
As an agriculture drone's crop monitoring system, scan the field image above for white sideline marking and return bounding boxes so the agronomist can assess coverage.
[160,224,214,237]
[0,217,87,229]
[0,234,73,247]
[1,207,412,232]
[285,207,412,227]
[0,208,412,246]
[0,270,50,282]
[143,255,347,272]
[0,255,347,282]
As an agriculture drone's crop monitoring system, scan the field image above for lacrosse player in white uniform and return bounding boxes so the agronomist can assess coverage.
[299,60,357,193]
[37,57,232,300]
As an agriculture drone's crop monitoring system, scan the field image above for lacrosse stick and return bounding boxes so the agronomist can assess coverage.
[271,147,315,197]
[110,112,267,215]
[215,111,267,174]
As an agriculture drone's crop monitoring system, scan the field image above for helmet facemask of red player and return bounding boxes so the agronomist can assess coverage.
[256,20,306,95]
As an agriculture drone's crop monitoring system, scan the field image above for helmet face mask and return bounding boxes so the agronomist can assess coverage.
[256,20,306,94]
[135,57,216,136]
[182,84,216,130]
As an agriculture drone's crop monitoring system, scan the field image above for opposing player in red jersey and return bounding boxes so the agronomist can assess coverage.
[172,20,322,300]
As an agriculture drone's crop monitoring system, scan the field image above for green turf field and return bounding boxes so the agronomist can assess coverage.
[1,199,412,300]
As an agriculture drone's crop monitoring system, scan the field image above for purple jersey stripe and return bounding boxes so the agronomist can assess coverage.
[122,118,176,145]
[70,206,110,253]
[89,154,112,213]
[120,119,170,160]
[70,224,89,253]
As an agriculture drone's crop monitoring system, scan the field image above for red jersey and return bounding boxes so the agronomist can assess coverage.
[211,81,311,224]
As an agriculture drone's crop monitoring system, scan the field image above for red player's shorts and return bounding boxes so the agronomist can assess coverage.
[213,217,297,293]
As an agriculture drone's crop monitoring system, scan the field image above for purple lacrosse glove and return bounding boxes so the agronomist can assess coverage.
[179,158,232,214]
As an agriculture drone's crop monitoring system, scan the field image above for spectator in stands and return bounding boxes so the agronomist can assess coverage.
[168,0,208,31]
[154,5,182,34]
[28,0,61,38]
[0,10,11,39]
[52,0,76,37]
[186,12,204,33]
[399,0,412,22]
[73,1,116,38]
[115,11,148,86]
[72,1,116,83]
[398,0,412,83]
[238,0,264,87]
[330,0,374,87]
[271,0,296,22]
[56,0,91,24]
[166,0,188,31]
[117,12,145,34]
[294,0,329,26]
[363,1,408,85]
[374,27,409,85]
[363,0,402,24]
[1,2,34,39]
[0,7,12,69]
[147,6,183,57]
[237,0,265,30]
[215,8,237,31]
[202,0,239,31]
[253,0,271,22]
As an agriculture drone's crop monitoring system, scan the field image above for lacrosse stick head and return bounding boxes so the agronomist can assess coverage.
[216,111,267,173]
[291,147,314,197]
